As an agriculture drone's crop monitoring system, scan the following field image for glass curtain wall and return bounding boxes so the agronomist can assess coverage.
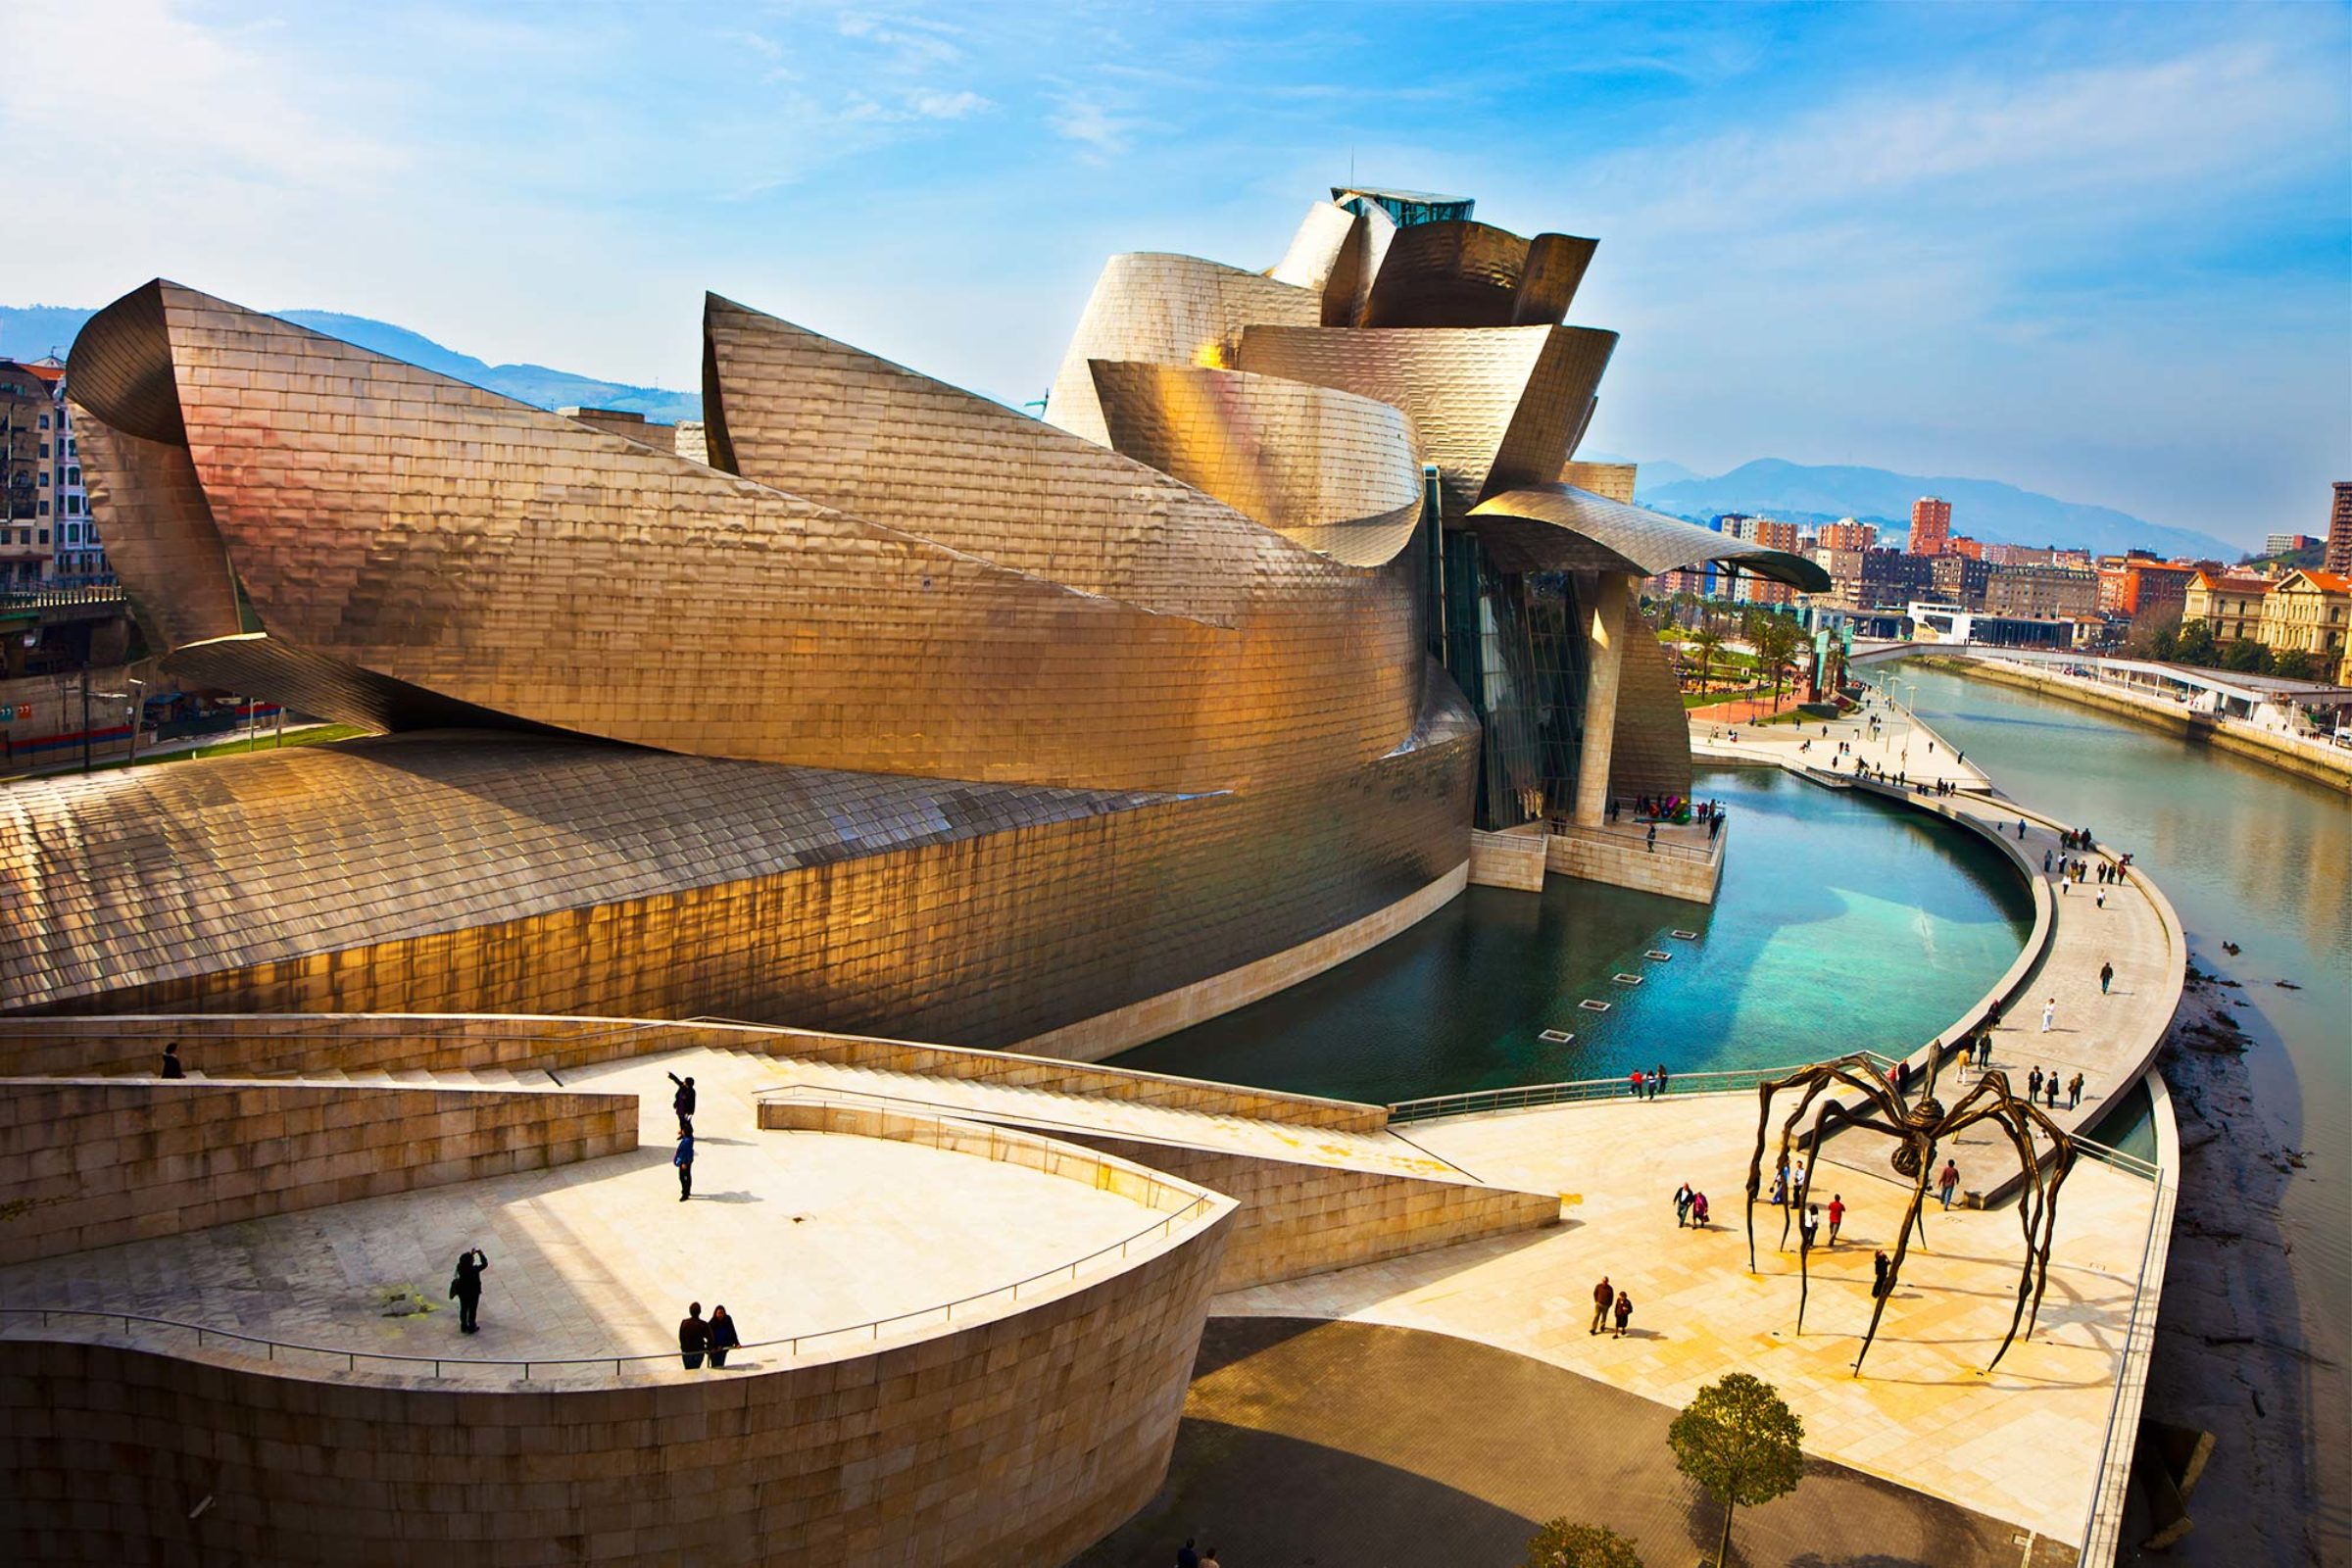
[1440,534,1591,830]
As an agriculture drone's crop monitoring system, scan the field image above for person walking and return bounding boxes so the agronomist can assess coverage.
[1690,1191,1709,1227]
[1827,1194,1845,1246]
[679,1302,710,1370]
[708,1305,739,1368]
[1176,1541,1200,1568]
[1769,1164,1788,1207]
[2100,960,2114,995]
[1651,1062,1669,1100]
[674,1128,696,1201]
[1590,1275,1614,1335]
[1800,1204,1821,1251]
[667,1071,697,1134]
[2040,997,2056,1033]
[1612,1289,1634,1338]
[1645,822,1658,854]
[1629,1068,1644,1100]
[1674,1182,1694,1228]
[1937,1159,1961,1210]
[450,1248,488,1334]
[2095,884,2106,909]
[2046,1074,2060,1110]
[160,1041,186,1079]
[1710,808,1725,842]
[1790,1156,1809,1200]
[1200,1547,1223,1568]
[2029,1065,2043,1101]
[2068,1072,2084,1110]
[1873,1250,1890,1298]
[2043,849,2053,873]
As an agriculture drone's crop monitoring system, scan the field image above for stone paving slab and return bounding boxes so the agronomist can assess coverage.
[1213,1093,2157,1544]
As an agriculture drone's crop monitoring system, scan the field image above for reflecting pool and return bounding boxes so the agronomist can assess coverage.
[1110,764,2033,1105]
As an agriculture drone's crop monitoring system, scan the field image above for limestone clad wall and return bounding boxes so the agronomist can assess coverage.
[0,1206,1233,1567]
[1545,826,1721,905]
[0,1080,636,1266]
[1057,1131,1561,1290]
[0,1014,1392,1131]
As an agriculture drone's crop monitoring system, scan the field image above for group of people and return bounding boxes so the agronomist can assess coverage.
[677,1301,741,1369]
[670,1071,698,1200]
[1589,1274,1636,1337]
[1914,776,1960,797]
[1671,1181,1713,1229]
[1173,1539,1226,1567]
[2025,1064,2086,1111]
[1628,1063,1671,1100]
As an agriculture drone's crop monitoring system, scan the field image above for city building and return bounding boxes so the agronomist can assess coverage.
[1817,517,1876,552]
[1853,546,1937,608]
[2095,554,2202,620]
[2328,481,2352,575]
[1909,496,1951,557]
[21,359,105,585]
[0,360,51,586]
[2257,568,2351,670]
[2181,569,2275,643]
[1930,552,1992,609]
[2264,531,2318,558]
[1947,534,1984,562]
[1713,514,1799,604]
[1984,562,2101,620]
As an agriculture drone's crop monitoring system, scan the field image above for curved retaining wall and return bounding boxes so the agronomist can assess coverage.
[0,1078,635,1266]
[0,1189,1235,1567]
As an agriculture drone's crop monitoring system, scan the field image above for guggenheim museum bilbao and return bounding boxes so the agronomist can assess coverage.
[0,188,1825,1564]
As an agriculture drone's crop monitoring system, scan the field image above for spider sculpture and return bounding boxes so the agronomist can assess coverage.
[1742,1047,2078,1377]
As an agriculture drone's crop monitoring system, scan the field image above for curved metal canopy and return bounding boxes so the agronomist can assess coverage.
[1467,483,1832,591]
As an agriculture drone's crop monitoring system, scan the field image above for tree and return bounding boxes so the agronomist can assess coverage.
[2123,602,2182,659]
[2173,617,2219,667]
[1523,1519,1644,1568]
[1752,615,1803,709]
[1668,1372,1805,1568]
[2274,649,2320,680]
[2220,637,2272,675]
[1690,625,1724,693]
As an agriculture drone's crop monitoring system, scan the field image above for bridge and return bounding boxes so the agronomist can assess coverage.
[1850,640,2352,718]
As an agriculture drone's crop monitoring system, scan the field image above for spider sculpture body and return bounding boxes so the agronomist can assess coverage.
[1742,1047,2078,1377]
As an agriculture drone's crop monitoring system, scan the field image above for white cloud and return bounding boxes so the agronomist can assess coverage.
[1049,93,1145,162]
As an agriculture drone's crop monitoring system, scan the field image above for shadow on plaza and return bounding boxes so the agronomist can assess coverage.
[1068,1316,2060,1568]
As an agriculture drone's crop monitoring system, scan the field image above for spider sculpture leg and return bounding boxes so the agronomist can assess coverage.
[1744,1057,1901,1272]
[1936,1087,2080,1371]
[1791,1097,1904,1336]
[1853,1137,1936,1378]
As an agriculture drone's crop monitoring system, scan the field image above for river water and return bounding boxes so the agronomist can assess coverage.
[1112,763,2032,1104]
[1883,662,2352,1364]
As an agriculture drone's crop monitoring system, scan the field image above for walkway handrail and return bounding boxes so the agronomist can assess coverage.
[2080,1166,2176,1562]
[0,1191,1214,1382]
[1386,1056,1903,1125]
[1550,815,1724,865]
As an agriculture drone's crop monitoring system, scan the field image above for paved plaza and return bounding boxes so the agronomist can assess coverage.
[0,1048,1170,1376]
[1079,1316,2079,1568]
[1215,1092,2159,1546]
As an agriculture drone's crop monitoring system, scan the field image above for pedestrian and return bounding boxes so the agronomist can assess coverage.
[1894,1057,1910,1096]
[2096,886,2106,909]
[1937,1159,1960,1210]
[2046,1074,2060,1109]
[2100,960,2113,994]
[1651,1062,1669,1100]
[1769,1164,1788,1207]
[667,1071,697,1134]
[1674,1181,1693,1227]
[2040,997,2056,1033]
[1801,1204,1821,1250]
[708,1304,739,1368]
[2018,820,2028,840]
[450,1247,488,1334]
[160,1041,186,1079]
[1629,1068,1644,1099]
[2068,1072,2084,1110]
[679,1302,710,1370]
[1613,1288,1634,1338]
[1646,822,1657,854]
[1710,809,1725,841]
[1690,1191,1709,1227]
[1590,1275,1614,1335]
[1177,1541,1200,1568]
[2060,875,2069,898]
[2029,1064,2043,1101]
[674,1128,696,1201]
[1790,1156,1809,1200]
[2043,849,2053,873]
[1827,1194,1845,1245]
[1200,1548,1223,1568]
[1873,1250,1890,1298]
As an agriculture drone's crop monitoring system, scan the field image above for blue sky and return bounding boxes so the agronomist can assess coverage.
[1,1,2346,545]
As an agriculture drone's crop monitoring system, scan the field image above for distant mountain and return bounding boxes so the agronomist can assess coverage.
[0,304,701,424]
[1633,458,2237,561]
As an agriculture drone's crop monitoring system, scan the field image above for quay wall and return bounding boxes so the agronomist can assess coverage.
[1924,657,2352,793]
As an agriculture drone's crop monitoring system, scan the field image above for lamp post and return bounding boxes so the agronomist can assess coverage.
[125,677,144,766]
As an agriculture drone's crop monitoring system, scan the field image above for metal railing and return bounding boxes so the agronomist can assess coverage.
[0,1190,1214,1382]
[1550,814,1726,866]
[1386,1056,1902,1124]
[0,584,125,610]
[2080,1166,2177,1564]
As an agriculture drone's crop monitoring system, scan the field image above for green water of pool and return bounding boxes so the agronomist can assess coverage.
[1110,764,2034,1105]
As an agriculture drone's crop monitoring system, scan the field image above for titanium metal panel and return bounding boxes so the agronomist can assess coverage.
[1269,200,1367,325]
[1470,483,1834,591]
[1087,361,1422,567]
[1043,254,1320,447]
[1607,597,1696,802]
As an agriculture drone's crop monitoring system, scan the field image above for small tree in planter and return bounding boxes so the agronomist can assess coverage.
[1523,1519,1644,1568]
[1668,1373,1803,1567]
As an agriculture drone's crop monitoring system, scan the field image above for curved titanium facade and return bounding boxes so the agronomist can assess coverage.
[21,186,1789,1026]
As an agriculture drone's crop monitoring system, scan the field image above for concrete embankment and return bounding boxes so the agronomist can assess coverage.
[1920,657,2352,794]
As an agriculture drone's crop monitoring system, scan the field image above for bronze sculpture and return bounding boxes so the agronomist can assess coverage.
[1743,1046,2077,1377]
